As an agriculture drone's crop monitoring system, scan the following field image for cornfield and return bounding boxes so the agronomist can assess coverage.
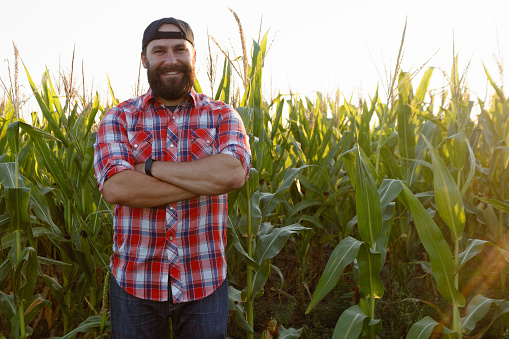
[1,17,509,339]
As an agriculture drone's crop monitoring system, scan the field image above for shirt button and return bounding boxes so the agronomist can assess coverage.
[133,144,138,148]
[169,144,174,148]
[206,140,211,144]
[169,236,174,241]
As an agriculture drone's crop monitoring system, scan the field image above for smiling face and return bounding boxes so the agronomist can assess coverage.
[141,23,197,106]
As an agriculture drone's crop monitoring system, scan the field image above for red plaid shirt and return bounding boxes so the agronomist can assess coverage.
[94,89,251,302]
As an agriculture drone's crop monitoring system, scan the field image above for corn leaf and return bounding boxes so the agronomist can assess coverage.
[380,146,404,180]
[461,135,476,196]
[413,67,434,104]
[13,246,39,301]
[306,237,363,313]
[1,231,26,250]
[376,202,395,264]
[270,97,285,140]
[82,133,96,177]
[457,239,489,271]
[285,200,322,222]
[59,315,111,339]
[16,120,61,142]
[0,213,10,229]
[37,256,72,267]
[355,146,383,244]
[214,58,230,102]
[237,107,253,138]
[331,305,370,339]
[31,138,72,201]
[85,93,101,138]
[246,259,270,303]
[260,165,312,217]
[359,93,377,155]
[0,162,24,188]
[0,290,16,320]
[461,295,506,335]
[228,286,254,333]
[483,64,506,102]
[28,185,62,236]
[409,121,436,187]
[357,243,384,300]
[277,325,303,339]
[23,63,68,147]
[475,196,509,213]
[406,316,447,339]
[422,135,465,239]
[253,223,307,263]
[6,120,19,155]
[40,274,67,318]
[4,187,31,235]
[341,149,356,189]
[107,75,119,107]
[399,183,465,306]
[248,191,263,237]
[23,294,50,327]
[378,179,403,211]
[227,218,259,270]
[397,86,416,163]
[445,133,467,171]
[479,109,498,153]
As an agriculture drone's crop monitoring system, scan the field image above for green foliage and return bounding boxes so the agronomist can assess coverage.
[1,31,509,339]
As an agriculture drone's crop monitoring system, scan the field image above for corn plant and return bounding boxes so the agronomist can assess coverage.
[305,103,401,338]
[0,61,112,338]
[3,19,509,338]
[400,59,509,339]
[305,58,509,338]
[214,25,309,337]
[402,130,509,337]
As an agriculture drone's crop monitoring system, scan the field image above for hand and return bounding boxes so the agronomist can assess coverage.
[134,162,146,174]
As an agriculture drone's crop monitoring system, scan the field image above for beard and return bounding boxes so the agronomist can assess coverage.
[146,61,196,102]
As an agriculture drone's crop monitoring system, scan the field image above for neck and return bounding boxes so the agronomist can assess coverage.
[157,95,187,106]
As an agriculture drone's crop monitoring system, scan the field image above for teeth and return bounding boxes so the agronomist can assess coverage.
[165,71,178,75]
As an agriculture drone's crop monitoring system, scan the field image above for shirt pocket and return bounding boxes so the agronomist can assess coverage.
[191,128,216,160]
[128,130,153,163]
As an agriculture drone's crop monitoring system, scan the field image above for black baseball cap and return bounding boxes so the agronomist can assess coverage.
[142,17,194,50]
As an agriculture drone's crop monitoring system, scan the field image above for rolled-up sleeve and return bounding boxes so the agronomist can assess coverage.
[217,106,251,179]
[93,109,135,191]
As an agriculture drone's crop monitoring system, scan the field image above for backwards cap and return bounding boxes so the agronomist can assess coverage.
[142,17,194,50]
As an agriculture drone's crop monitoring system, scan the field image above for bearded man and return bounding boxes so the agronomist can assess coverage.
[93,17,251,339]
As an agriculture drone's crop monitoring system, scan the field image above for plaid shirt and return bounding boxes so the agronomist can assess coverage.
[94,89,251,302]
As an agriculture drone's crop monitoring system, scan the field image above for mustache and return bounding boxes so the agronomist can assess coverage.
[155,64,189,75]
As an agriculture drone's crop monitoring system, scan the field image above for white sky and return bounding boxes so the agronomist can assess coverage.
[1,0,507,116]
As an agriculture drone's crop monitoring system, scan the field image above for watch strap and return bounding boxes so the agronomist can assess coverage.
[145,159,154,177]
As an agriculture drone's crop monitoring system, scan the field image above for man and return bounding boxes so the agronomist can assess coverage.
[93,17,251,338]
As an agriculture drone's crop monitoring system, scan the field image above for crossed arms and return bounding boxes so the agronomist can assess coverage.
[101,154,246,208]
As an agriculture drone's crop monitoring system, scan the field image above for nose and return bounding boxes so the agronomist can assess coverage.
[164,51,178,66]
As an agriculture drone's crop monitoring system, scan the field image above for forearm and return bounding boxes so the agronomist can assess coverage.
[149,154,246,196]
[102,169,197,208]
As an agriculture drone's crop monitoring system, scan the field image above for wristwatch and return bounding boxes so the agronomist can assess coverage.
[145,158,154,177]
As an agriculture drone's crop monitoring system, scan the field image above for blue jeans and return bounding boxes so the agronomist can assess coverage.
[109,276,229,338]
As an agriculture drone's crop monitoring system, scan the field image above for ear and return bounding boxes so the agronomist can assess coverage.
[141,53,148,69]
